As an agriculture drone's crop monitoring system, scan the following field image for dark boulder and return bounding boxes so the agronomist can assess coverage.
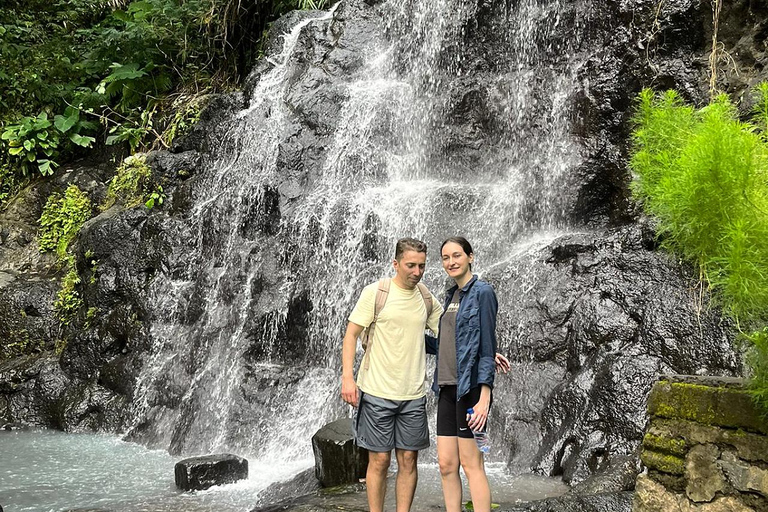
[174,453,249,491]
[311,418,368,487]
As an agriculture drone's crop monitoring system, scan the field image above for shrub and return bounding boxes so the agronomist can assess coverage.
[631,88,768,323]
[630,85,768,411]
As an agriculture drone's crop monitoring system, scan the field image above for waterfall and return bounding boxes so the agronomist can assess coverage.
[126,0,590,473]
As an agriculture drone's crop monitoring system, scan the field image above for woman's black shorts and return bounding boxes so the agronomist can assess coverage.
[437,385,490,439]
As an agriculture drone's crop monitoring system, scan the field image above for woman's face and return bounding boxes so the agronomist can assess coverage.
[441,242,473,280]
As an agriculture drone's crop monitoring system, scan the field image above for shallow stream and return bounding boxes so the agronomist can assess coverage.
[0,430,567,512]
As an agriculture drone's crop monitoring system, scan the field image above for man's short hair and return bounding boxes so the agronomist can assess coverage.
[394,238,427,261]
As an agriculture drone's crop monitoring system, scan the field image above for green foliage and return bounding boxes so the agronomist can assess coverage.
[102,154,154,210]
[745,328,768,414]
[38,185,93,260]
[145,185,166,209]
[630,87,768,323]
[1,108,96,176]
[630,85,768,412]
[0,327,44,361]
[54,266,84,325]
[0,162,27,207]
[0,0,332,185]
[161,96,206,146]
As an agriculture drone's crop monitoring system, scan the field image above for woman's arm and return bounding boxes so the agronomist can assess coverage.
[476,285,498,389]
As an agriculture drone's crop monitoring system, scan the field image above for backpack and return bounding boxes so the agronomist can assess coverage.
[360,278,434,371]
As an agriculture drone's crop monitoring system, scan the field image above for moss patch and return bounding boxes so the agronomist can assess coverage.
[643,432,688,457]
[640,449,686,475]
[648,381,767,435]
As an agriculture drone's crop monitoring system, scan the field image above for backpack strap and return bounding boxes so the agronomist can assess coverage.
[361,278,391,371]
[416,282,433,318]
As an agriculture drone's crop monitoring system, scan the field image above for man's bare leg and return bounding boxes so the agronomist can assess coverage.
[394,449,419,512]
[367,451,391,512]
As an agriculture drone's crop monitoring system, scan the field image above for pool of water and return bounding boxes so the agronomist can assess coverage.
[0,430,568,512]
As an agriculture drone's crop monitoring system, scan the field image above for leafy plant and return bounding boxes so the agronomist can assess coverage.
[630,85,768,411]
[54,265,85,325]
[38,185,93,260]
[145,185,165,208]
[1,108,96,176]
[101,154,153,210]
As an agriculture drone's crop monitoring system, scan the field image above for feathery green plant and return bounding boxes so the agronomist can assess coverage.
[630,85,768,412]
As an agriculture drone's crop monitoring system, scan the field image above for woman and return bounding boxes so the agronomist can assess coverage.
[427,236,501,512]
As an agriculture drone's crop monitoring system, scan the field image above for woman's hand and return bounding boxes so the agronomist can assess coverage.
[467,386,491,431]
[495,353,510,373]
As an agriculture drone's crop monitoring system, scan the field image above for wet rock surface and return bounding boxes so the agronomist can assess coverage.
[487,223,739,482]
[174,453,249,491]
[312,419,368,487]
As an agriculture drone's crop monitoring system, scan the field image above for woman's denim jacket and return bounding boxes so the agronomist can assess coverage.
[426,275,498,399]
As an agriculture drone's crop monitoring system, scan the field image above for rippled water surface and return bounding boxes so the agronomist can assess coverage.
[0,431,568,512]
[0,430,310,512]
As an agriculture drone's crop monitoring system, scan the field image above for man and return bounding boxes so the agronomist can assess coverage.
[341,237,443,512]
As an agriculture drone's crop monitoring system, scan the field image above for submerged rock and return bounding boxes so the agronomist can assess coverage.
[174,453,249,491]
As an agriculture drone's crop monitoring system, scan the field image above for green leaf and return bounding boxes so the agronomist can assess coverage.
[27,152,36,162]
[69,133,95,147]
[144,197,155,208]
[23,139,34,151]
[105,134,122,145]
[8,146,24,155]
[38,160,55,176]
[54,112,78,133]
[112,10,130,21]
[104,63,147,83]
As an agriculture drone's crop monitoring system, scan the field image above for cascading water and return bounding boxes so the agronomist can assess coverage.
[127,0,591,475]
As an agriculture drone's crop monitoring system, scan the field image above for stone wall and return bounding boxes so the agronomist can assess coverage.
[633,375,768,511]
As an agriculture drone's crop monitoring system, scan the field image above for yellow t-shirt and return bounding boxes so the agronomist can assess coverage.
[348,280,443,400]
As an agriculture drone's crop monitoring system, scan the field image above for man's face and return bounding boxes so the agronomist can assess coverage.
[393,250,426,289]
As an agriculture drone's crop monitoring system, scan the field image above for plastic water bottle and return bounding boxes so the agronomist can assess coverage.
[466,408,490,454]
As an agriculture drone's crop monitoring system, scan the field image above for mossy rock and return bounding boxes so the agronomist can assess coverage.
[648,380,768,435]
[642,432,688,457]
[640,449,686,475]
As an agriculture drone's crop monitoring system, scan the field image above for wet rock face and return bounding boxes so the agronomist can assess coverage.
[487,224,740,483]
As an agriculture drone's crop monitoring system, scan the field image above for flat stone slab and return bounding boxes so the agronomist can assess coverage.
[648,379,767,435]
[174,453,248,491]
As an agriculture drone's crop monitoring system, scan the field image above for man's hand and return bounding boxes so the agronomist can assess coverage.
[341,375,359,407]
[495,352,510,373]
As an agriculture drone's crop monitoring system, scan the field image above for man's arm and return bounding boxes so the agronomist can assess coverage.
[342,321,365,407]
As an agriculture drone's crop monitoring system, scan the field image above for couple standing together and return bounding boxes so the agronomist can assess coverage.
[341,237,510,512]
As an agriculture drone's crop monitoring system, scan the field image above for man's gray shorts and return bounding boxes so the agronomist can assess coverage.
[354,393,430,452]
